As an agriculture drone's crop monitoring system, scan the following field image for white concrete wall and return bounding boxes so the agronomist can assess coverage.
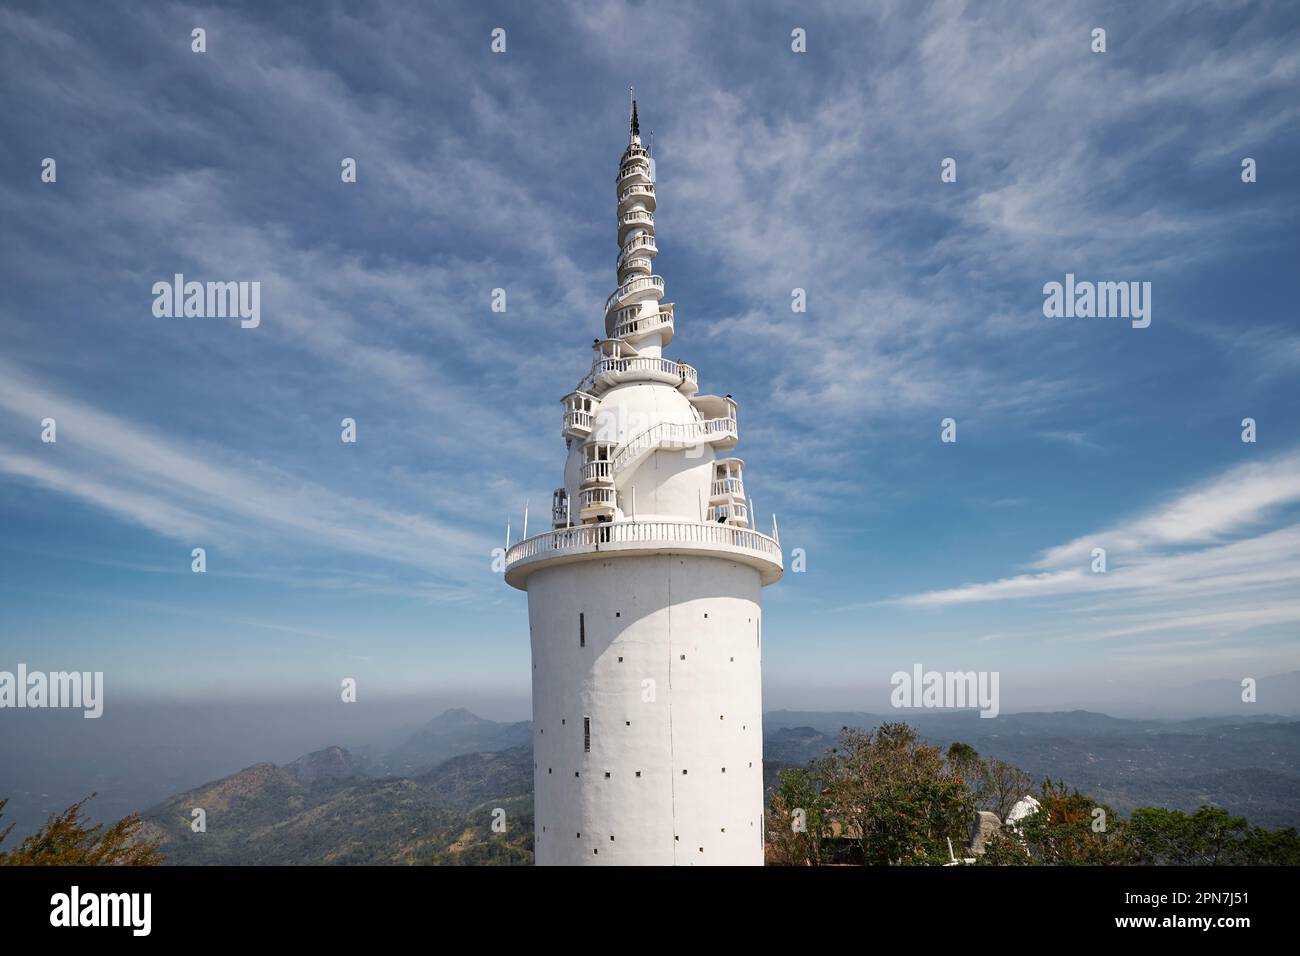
[565,381,715,522]
[528,553,765,865]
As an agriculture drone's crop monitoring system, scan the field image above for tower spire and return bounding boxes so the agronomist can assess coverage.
[502,100,783,866]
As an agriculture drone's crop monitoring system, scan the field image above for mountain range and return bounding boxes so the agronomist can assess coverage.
[131,706,1300,864]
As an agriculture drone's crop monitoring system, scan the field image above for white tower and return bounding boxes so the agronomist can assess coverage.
[504,96,783,866]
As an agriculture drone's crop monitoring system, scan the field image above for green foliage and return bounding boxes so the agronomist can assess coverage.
[814,723,973,866]
[1127,805,1300,866]
[768,722,1300,867]
[978,779,1129,866]
[0,795,163,866]
[765,767,828,865]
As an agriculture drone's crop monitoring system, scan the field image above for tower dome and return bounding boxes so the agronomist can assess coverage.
[504,97,782,865]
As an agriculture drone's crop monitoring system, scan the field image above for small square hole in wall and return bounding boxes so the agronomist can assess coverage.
[674,835,679,841]
[605,772,611,778]
[577,832,581,838]
[730,657,734,662]
[698,847,704,853]
[575,771,580,778]
[548,768,552,774]
[610,835,615,841]
[615,612,621,618]
[561,719,565,725]
[680,654,686,660]
[636,771,641,777]
[625,720,630,726]
[721,767,726,773]
[618,656,623,662]
[682,769,688,775]
[704,612,708,619]
[594,848,598,855]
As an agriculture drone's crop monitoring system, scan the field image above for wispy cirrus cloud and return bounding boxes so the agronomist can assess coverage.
[893,453,1300,655]
[0,362,490,584]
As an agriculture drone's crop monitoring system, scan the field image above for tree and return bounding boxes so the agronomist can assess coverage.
[1127,806,1300,866]
[978,779,1130,866]
[815,723,973,865]
[765,768,827,865]
[982,758,1033,822]
[0,795,163,866]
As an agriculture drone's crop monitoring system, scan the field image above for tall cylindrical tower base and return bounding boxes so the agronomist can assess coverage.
[527,553,765,866]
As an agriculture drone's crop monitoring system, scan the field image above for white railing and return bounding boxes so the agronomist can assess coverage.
[586,356,695,391]
[712,477,744,497]
[608,304,639,327]
[618,257,653,276]
[706,503,749,524]
[579,487,616,511]
[610,416,737,475]
[617,234,657,267]
[506,520,782,567]
[575,355,695,397]
[612,308,673,339]
[617,161,650,184]
[609,301,671,329]
[618,183,655,205]
[581,460,613,484]
[622,145,649,162]
[563,410,594,434]
[618,210,654,232]
[604,275,664,314]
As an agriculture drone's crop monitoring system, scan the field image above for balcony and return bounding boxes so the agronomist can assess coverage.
[617,209,654,244]
[690,395,739,451]
[604,274,664,316]
[578,485,616,518]
[504,519,783,590]
[616,234,657,270]
[551,488,569,528]
[561,390,599,440]
[581,459,613,485]
[618,256,653,278]
[617,159,651,185]
[697,414,736,440]
[617,183,656,212]
[621,144,649,164]
[706,501,749,528]
[609,304,674,345]
[711,477,744,499]
[579,355,698,398]
[564,409,593,438]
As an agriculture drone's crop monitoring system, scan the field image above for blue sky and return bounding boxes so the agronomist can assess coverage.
[1,0,1297,717]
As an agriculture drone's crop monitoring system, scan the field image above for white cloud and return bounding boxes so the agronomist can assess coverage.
[0,364,491,581]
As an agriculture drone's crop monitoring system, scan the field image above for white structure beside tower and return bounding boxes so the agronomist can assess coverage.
[504,97,782,866]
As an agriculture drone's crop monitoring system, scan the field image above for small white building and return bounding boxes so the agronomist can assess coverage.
[504,97,783,865]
